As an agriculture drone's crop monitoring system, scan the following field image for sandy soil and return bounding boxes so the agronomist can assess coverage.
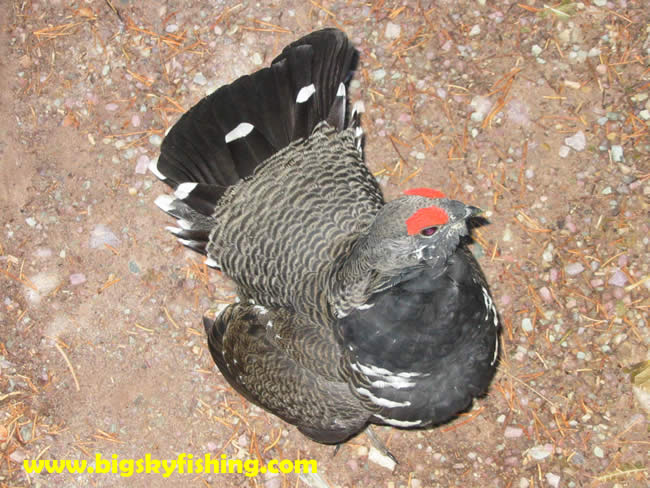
[1,1,649,487]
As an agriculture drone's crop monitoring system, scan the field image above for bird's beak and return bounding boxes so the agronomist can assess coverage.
[465,205,483,218]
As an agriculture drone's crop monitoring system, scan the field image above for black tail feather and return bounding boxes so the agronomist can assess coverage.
[152,28,358,192]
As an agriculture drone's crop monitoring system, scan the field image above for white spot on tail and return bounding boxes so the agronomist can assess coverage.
[165,226,183,236]
[204,256,219,268]
[225,122,254,143]
[175,182,198,200]
[356,302,374,310]
[296,84,316,103]
[253,305,268,314]
[352,100,365,115]
[374,413,422,427]
[177,219,193,230]
[154,194,175,212]
[336,82,346,97]
[148,159,166,180]
[355,387,411,408]
[178,238,198,247]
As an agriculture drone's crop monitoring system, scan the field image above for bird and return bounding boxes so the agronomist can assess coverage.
[150,28,500,451]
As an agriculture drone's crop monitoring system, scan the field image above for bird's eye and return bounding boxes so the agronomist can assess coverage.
[420,226,438,237]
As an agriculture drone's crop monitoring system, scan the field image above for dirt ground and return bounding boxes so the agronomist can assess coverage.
[1,1,649,487]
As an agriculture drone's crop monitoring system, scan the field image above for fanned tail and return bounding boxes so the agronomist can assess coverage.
[150,29,360,259]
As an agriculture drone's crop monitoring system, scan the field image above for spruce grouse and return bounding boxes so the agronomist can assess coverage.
[151,29,500,447]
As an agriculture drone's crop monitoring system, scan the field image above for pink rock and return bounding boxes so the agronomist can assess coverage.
[504,426,523,438]
[539,286,552,303]
[608,269,628,287]
[565,262,585,276]
[69,273,86,286]
[550,268,559,282]
[135,155,150,174]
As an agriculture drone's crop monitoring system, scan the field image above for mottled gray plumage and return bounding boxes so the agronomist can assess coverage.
[151,28,501,447]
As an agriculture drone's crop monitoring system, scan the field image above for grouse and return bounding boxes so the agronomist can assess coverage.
[151,29,500,447]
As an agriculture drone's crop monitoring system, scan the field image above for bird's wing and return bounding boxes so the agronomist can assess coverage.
[204,303,370,444]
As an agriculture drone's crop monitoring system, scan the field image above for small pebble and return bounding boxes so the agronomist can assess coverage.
[135,155,150,174]
[90,224,120,248]
[569,452,585,466]
[522,318,533,333]
[372,69,386,81]
[529,444,553,460]
[20,424,32,442]
[35,248,53,258]
[610,145,624,162]
[69,273,86,286]
[251,53,263,66]
[470,96,492,122]
[469,25,481,37]
[558,145,570,158]
[385,22,401,39]
[368,447,396,471]
[593,446,604,458]
[546,473,560,488]
[165,24,178,33]
[565,131,586,151]
[105,103,119,111]
[565,262,584,276]
[539,287,552,303]
[608,269,628,287]
[9,449,27,464]
[264,475,281,488]
[193,72,207,86]
[25,217,37,227]
[29,272,61,296]
[504,426,523,438]
[507,99,530,126]
[149,134,163,146]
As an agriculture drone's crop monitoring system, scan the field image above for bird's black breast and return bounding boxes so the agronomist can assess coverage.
[337,245,500,426]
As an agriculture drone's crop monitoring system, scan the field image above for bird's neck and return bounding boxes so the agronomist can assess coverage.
[330,235,398,318]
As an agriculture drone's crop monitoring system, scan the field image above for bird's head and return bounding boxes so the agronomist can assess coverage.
[363,188,482,276]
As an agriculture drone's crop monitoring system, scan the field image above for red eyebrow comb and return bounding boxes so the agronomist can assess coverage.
[404,188,446,199]
[406,206,449,235]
